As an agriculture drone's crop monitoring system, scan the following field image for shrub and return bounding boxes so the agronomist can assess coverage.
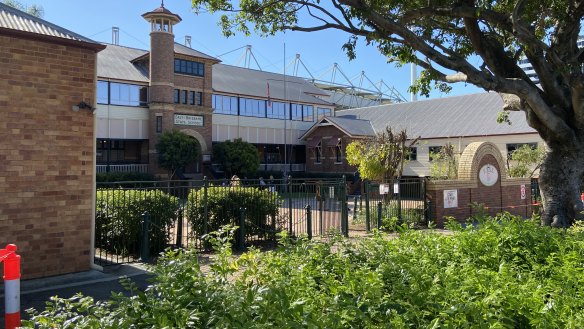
[26,215,584,328]
[96,171,158,183]
[95,189,179,257]
[186,186,283,238]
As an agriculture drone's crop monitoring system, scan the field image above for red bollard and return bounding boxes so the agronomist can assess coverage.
[1,244,20,329]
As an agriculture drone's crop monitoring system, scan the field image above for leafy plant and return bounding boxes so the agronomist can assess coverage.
[508,144,546,178]
[213,138,260,178]
[95,189,179,257]
[156,130,200,179]
[429,143,458,180]
[25,215,584,328]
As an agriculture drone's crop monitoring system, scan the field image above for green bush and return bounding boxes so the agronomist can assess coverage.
[186,186,283,238]
[26,214,584,328]
[96,172,158,183]
[95,189,179,257]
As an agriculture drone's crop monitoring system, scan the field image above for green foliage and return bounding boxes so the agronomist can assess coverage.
[186,185,283,237]
[2,0,44,17]
[508,144,546,178]
[25,215,584,328]
[95,189,179,257]
[96,171,158,183]
[429,143,458,180]
[156,130,200,178]
[346,127,417,182]
[213,138,260,177]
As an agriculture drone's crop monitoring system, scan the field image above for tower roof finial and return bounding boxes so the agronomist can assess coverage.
[161,0,165,8]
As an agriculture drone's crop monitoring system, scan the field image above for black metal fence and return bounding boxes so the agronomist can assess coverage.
[94,178,348,266]
[363,178,427,230]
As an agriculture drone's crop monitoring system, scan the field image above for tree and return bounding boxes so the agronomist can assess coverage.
[346,127,418,182]
[213,138,260,178]
[429,144,458,180]
[192,0,584,227]
[156,130,199,179]
[508,144,546,178]
[2,0,44,17]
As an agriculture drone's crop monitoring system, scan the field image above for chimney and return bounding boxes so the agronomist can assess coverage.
[112,27,119,45]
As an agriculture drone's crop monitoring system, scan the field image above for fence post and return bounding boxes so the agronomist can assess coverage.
[377,202,383,230]
[1,244,21,329]
[306,204,312,240]
[238,207,246,251]
[140,212,150,262]
[396,177,402,221]
[203,176,209,236]
[287,176,293,236]
[341,176,349,237]
[365,180,371,232]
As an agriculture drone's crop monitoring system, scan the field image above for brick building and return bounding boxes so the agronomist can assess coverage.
[0,4,105,279]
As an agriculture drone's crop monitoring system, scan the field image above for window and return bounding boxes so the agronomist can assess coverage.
[156,116,162,133]
[267,101,288,119]
[317,107,332,118]
[335,140,342,163]
[303,105,314,122]
[315,141,322,163]
[196,92,203,106]
[429,146,442,161]
[291,103,303,121]
[212,94,238,115]
[189,91,195,105]
[97,81,109,104]
[240,98,266,117]
[506,143,538,159]
[174,89,180,104]
[174,59,204,77]
[99,81,148,106]
[406,147,417,161]
[181,90,188,104]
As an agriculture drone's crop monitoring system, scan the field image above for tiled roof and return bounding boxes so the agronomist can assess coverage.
[97,44,149,83]
[212,64,332,106]
[336,92,536,139]
[0,3,98,44]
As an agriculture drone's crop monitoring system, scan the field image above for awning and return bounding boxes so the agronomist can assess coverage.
[325,136,342,147]
[306,138,321,148]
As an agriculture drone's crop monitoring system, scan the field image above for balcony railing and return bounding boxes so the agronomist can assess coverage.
[96,164,148,173]
[258,163,305,172]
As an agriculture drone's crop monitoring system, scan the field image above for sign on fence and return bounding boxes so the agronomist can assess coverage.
[444,189,458,209]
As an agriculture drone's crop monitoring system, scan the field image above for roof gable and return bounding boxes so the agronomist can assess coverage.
[300,116,375,140]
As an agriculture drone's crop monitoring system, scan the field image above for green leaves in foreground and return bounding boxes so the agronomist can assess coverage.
[24,215,584,328]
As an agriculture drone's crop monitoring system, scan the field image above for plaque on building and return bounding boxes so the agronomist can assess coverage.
[174,114,204,126]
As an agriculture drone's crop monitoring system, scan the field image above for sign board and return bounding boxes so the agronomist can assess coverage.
[479,164,498,186]
[520,184,526,200]
[393,183,399,194]
[379,184,389,195]
[443,189,458,209]
[174,114,204,126]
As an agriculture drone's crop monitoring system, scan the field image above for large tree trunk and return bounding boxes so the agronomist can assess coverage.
[539,148,584,227]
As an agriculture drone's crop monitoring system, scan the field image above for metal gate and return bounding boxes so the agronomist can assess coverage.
[94,178,348,266]
[363,177,427,230]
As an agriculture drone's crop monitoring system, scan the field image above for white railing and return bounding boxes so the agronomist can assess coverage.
[96,164,149,173]
[258,164,305,172]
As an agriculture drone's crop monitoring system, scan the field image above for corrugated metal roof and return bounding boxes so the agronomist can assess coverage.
[212,64,332,106]
[336,92,536,139]
[175,43,219,61]
[97,44,149,83]
[0,3,98,44]
[324,116,375,136]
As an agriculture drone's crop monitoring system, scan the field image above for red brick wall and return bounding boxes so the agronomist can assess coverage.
[0,35,98,279]
[304,125,357,174]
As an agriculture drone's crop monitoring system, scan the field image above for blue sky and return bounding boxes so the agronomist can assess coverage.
[36,0,481,100]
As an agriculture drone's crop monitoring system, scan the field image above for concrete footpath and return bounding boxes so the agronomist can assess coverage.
[0,264,152,323]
